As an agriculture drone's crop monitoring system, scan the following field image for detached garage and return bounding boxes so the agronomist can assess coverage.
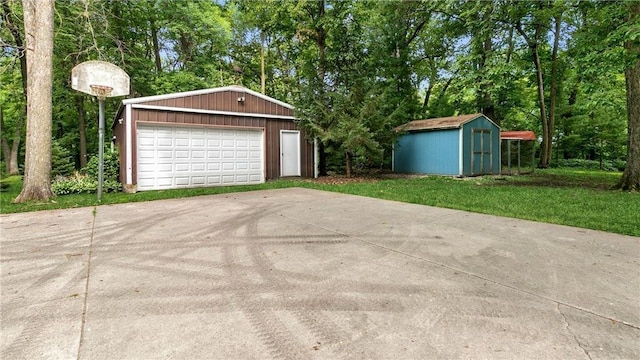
[112,85,315,192]
[393,113,501,176]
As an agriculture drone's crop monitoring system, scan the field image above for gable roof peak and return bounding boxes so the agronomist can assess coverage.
[394,113,489,132]
[122,85,293,109]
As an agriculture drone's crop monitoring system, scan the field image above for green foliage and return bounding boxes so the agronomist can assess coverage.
[51,173,121,195]
[151,71,209,94]
[51,141,75,177]
[551,159,626,172]
[84,151,120,182]
[2,0,633,181]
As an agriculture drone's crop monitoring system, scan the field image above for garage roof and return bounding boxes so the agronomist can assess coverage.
[394,113,486,132]
[122,85,294,110]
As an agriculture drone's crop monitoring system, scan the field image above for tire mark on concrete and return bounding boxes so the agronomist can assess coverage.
[3,198,441,359]
[231,205,343,359]
[86,237,348,254]
[241,309,307,360]
[220,234,306,360]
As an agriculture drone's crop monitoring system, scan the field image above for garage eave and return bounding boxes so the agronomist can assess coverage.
[122,85,294,110]
[130,104,296,120]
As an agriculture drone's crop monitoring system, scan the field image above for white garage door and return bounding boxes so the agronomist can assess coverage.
[136,124,264,191]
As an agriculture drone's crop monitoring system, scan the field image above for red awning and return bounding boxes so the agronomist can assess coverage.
[501,131,536,141]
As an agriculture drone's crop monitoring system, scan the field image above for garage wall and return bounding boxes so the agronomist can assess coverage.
[112,114,127,183]
[142,90,293,117]
[129,108,314,183]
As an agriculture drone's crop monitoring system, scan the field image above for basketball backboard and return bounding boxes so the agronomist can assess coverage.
[71,61,130,98]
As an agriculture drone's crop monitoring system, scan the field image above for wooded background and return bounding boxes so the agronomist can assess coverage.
[1,0,638,183]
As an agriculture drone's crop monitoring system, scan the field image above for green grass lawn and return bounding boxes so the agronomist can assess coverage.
[1,169,638,236]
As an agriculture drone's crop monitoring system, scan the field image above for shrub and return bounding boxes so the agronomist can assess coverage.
[51,141,75,177]
[550,159,623,172]
[613,160,627,172]
[84,150,119,182]
[52,172,121,195]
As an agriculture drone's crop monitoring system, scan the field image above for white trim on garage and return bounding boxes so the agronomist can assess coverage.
[122,85,294,110]
[126,104,133,185]
[136,123,264,191]
[130,104,295,120]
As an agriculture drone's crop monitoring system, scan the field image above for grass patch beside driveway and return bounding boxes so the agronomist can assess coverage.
[309,172,639,237]
[1,169,638,236]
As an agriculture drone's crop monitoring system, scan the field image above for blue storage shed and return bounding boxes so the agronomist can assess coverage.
[393,113,501,176]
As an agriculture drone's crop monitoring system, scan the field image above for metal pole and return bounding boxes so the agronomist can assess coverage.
[98,97,105,201]
[507,140,512,175]
[532,141,536,173]
[517,140,521,175]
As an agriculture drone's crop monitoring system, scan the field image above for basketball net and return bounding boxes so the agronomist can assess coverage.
[90,84,113,100]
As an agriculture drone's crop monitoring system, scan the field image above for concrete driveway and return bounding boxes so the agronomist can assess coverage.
[1,188,638,359]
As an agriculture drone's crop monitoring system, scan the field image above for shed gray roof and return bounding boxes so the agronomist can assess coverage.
[394,113,485,132]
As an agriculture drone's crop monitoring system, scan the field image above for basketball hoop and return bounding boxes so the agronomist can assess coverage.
[71,61,129,201]
[90,84,113,100]
[71,61,129,98]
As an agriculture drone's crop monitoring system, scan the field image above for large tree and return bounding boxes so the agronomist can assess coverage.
[14,0,54,202]
[617,2,640,190]
[1,0,26,175]
[509,1,564,168]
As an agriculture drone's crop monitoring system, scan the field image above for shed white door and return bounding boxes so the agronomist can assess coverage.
[137,124,264,191]
[280,130,300,177]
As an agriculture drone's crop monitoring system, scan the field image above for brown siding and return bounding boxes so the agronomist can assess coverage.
[143,90,294,117]
[130,108,313,183]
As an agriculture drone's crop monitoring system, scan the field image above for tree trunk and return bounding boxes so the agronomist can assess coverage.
[316,0,328,176]
[345,151,352,178]
[515,17,551,168]
[14,0,55,203]
[0,106,8,172]
[2,0,27,97]
[435,75,455,107]
[505,28,514,64]
[76,95,88,168]
[533,41,550,168]
[8,127,20,175]
[481,35,496,123]
[548,13,562,168]
[617,4,640,190]
[0,106,21,175]
[150,17,162,73]
[260,31,266,94]
[318,141,327,177]
[475,4,496,124]
[422,81,433,110]
[1,0,26,176]
[316,0,326,86]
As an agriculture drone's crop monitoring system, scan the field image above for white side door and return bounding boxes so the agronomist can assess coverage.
[280,130,300,177]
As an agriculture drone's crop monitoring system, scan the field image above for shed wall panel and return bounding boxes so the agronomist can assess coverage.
[394,129,460,175]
